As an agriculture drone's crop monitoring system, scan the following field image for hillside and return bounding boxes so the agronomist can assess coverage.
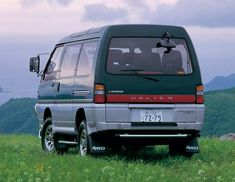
[202,88,235,136]
[0,135,234,181]
[0,88,235,136]
[0,98,38,135]
[205,73,235,91]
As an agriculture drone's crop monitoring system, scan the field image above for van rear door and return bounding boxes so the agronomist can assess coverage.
[105,37,201,102]
[103,37,203,123]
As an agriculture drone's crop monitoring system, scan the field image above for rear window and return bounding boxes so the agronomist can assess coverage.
[107,38,193,75]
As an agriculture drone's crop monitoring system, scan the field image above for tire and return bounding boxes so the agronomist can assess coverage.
[125,145,145,152]
[78,121,89,156]
[169,144,194,158]
[41,117,55,152]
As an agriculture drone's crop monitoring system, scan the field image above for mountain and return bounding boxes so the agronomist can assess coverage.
[0,86,3,93]
[0,98,38,135]
[205,73,235,91]
[202,88,235,136]
[0,89,235,136]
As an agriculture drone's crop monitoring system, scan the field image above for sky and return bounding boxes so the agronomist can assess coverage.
[1,0,235,92]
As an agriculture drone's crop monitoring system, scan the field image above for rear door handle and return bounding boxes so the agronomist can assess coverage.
[73,90,90,96]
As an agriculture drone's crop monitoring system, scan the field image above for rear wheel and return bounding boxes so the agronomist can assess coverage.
[169,143,193,158]
[125,145,145,152]
[78,121,89,156]
[41,118,55,152]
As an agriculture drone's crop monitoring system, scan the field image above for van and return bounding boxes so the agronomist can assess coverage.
[30,24,205,156]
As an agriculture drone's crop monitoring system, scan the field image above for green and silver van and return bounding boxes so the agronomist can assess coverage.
[30,24,205,156]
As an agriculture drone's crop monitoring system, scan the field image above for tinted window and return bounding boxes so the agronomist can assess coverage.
[44,46,63,80]
[107,38,193,75]
[77,41,98,76]
[60,44,81,77]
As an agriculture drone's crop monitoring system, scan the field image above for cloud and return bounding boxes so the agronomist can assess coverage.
[21,0,75,7]
[83,3,128,22]
[20,0,235,27]
[124,0,147,8]
[151,0,235,27]
[48,0,74,6]
[21,0,41,7]
[81,0,235,27]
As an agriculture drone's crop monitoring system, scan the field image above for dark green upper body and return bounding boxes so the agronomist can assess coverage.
[39,24,202,102]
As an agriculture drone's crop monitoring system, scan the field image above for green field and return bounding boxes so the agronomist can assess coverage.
[0,135,234,182]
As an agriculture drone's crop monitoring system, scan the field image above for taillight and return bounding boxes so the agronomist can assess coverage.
[94,84,105,103]
[196,85,204,104]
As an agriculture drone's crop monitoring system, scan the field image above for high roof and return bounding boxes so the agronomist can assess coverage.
[57,26,107,44]
[57,24,186,45]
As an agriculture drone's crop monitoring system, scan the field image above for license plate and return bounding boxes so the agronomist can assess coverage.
[140,110,163,122]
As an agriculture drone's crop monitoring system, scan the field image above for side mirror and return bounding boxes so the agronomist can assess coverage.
[29,56,40,74]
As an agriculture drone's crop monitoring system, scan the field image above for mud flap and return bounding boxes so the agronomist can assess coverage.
[88,135,107,154]
[185,138,199,153]
[54,134,67,150]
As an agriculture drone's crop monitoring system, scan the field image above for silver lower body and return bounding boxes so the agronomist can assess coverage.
[35,103,205,138]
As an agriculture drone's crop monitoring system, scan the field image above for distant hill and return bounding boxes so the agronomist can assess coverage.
[0,98,38,135]
[205,73,235,91]
[0,86,3,93]
[0,89,235,136]
[202,88,235,136]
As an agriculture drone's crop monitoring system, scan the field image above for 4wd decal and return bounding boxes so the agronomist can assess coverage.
[92,146,106,151]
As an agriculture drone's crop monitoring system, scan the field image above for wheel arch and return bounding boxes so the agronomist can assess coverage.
[40,107,52,137]
[44,107,52,122]
[75,108,86,132]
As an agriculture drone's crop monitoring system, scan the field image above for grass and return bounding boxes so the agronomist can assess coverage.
[0,135,235,182]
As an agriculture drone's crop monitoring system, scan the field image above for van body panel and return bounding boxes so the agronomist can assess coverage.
[52,103,75,134]
[103,103,203,130]
[73,75,94,101]
[33,24,205,153]
[56,77,74,100]
[38,80,57,101]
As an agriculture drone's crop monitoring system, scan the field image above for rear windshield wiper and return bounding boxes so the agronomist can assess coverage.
[120,69,159,82]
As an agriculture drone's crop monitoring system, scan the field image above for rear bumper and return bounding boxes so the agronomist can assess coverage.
[95,121,203,132]
[118,134,191,138]
[89,103,205,135]
[90,129,200,146]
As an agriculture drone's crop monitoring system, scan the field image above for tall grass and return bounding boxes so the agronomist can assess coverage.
[0,135,234,182]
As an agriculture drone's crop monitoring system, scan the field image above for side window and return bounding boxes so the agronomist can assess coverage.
[44,46,63,80]
[60,44,81,78]
[77,41,98,76]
